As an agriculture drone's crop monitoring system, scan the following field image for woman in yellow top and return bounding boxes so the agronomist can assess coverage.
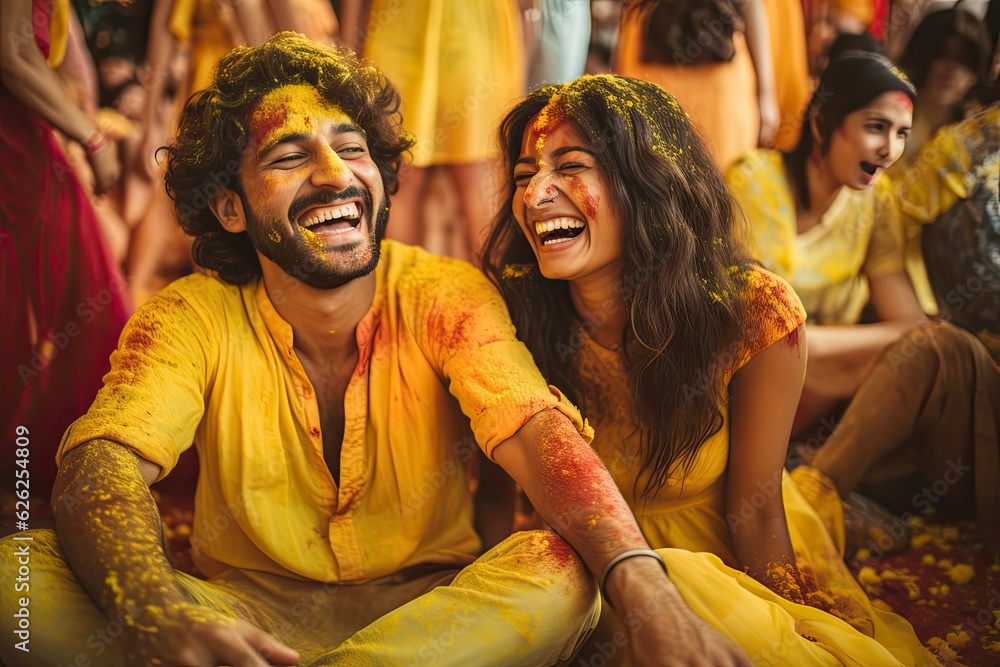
[483,74,938,666]
[725,52,928,433]
[342,0,525,261]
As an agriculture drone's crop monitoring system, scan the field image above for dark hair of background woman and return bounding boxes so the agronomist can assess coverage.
[782,52,916,211]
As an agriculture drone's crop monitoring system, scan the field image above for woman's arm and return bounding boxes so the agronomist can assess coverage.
[726,325,806,601]
[868,269,927,323]
[0,0,119,192]
[742,0,779,148]
[338,0,371,53]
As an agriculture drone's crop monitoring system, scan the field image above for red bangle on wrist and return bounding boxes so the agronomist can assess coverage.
[83,129,111,157]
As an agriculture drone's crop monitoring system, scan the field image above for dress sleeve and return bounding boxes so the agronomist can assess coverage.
[736,269,807,370]
[402,256,592,459]
[862,177,907,279]
[56,285,215,481]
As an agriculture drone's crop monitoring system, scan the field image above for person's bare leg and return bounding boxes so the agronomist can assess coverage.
[448,160,500,266]
[384,164,429,247]
[421,167,460,257]
[125,186,178,306]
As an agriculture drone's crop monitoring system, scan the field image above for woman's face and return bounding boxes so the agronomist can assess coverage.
[924,57,977,107]
[511,110,624,283]
[824,91,913,190]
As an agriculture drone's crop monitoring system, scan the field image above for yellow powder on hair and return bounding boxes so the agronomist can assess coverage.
[501,264,533,280]
[249,83,352,157]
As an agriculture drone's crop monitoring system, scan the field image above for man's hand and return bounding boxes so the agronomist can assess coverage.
[606,558,752,667]
[121,601,299,667]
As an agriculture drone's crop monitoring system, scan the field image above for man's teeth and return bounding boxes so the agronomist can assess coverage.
[534,218,585,235]
[302,202,360,227]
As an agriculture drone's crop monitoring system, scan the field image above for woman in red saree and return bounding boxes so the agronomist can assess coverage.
[1,0,131,495]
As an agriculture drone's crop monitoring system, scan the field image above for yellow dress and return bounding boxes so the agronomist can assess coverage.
[726,149,907,324]
[616,2,759,169]
[762,0,811,151]
[362,0,525,166]
[169,0,242,93]
[576,268,938,666]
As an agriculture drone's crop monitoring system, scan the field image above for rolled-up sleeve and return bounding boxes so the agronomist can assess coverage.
[57,288,213,481]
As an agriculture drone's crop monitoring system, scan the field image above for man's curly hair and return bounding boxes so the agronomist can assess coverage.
[163,32,414,285]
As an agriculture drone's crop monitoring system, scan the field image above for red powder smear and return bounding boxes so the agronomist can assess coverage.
[428,309,474,351]
[310,427,320,437]
[252,106,289,149]
[888,91,913,113]
[544,533,579,568]
[567,178,600,219]
[783,327,800,350]
[535,411,645,546]
[529,101,570,156]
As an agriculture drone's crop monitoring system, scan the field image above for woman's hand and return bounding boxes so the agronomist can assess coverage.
[88,142,121,195]
[758,91,780,148]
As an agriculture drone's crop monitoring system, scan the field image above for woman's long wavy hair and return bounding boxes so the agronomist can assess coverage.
[482,75,754,498]
[163,32,414,285]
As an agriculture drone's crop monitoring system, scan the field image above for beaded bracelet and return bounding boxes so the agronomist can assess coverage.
[600,548,668,603]
[83,129,111,157]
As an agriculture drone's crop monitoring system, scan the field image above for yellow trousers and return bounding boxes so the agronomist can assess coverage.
[0,529,599,666]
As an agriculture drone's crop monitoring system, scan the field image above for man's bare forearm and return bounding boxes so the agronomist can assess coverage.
[53,440,187,627]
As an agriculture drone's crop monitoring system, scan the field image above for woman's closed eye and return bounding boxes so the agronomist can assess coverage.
[513,171,536,186]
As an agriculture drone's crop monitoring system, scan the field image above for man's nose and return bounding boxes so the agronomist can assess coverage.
[311,143,352,190]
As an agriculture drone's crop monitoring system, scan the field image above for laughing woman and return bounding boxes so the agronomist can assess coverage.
[483,75,938,665]
[725,53,928,435]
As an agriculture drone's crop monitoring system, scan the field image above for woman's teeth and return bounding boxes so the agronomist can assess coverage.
[534,217,585,235]
[535,217,586,246]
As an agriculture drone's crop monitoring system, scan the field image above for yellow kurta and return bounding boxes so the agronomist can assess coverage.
[57,241,590,585]
[576,268,938,666]
[726,149,907,324]
[362,0,525,166]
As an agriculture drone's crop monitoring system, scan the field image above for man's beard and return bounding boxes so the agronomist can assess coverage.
[243,186,389,290]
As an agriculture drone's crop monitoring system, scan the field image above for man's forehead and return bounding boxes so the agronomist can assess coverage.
[249,84,355,149]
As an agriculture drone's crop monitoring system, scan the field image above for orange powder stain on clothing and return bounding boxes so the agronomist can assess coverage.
[429,309,474,351]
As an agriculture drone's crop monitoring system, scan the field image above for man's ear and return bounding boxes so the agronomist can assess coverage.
[209,187,247,233]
